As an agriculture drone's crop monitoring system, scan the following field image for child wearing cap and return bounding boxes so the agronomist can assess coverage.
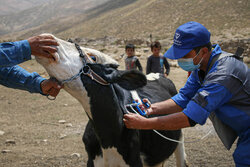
[124,44,143,72]
[146,41,170,76]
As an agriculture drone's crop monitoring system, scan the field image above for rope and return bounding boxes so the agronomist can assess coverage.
[60,68,84,85]
[127,104,213,144]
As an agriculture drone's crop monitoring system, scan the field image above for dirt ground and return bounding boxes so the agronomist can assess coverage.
[0,57,236,167]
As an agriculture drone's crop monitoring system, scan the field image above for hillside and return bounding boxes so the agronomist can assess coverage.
[0,0,50,16]
[59,0,250,40]
[0,0,249,41]
[0,0,110,37]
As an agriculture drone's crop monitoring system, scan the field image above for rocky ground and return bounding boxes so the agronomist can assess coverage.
[0,37,248,166]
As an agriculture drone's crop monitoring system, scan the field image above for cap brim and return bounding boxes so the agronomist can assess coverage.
[164,45,192,59]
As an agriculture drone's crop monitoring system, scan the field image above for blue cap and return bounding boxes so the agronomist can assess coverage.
[164,21,210,59]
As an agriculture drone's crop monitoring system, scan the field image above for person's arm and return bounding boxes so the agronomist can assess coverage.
[0,65,62,96]
[0,65,45,93]
[124,82,232,130]
[136,59,143,72]
[0,40,31,67]
[124,71,237,131]
[124,57,128,70]
[146,98,183,115]
[143,72,200,116]
[0,35,58,67]
[183,82,233,125]
[124,111,190,130]
[146,56,151,74]
[171,71,201,108]
[164,58,170,75]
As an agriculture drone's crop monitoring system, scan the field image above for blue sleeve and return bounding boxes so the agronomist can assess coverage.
[0,40,31,67]
[172,71,201,108]
[183,83,232,125]
[0,65,46,94]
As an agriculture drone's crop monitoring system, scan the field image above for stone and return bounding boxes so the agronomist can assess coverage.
[71,153,81,158]
[0,130,5,136]
[5,140,15,145]
[1,150,11,153]
[59,134,67,139]
[58,120,66,124]
[66,123,73,127]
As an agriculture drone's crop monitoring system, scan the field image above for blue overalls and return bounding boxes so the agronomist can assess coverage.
[172,44,250,166]
[0,40,45,93]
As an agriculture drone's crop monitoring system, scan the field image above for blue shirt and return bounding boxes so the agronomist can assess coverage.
[172,45,250,165]
[0,40,45,93]
[172,45,250,136]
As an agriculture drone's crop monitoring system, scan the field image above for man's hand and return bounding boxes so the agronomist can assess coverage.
[40,78,63,97]
[138,98,157,116]
[27,35,59,59]
[123,113,148,129]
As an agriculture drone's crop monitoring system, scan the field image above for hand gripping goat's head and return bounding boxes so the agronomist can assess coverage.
[35,34,118,111]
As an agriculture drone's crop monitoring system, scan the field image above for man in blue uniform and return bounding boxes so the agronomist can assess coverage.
[0,35,62,97]
[123,21,250,166]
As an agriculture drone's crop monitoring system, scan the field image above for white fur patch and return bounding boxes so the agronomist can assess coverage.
[130,90,142,104]
[146,73,160,81]
[94,147,129,167]
[93,155,103,167]
[174,132,187,167]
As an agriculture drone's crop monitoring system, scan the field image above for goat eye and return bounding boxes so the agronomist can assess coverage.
[87,52,97,63]
[91,56,96,62]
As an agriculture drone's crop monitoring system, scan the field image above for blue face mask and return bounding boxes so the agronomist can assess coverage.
[178,51,202,71]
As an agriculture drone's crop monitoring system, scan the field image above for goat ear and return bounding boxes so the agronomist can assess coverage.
[105,63,119,69]
[108,70,147,90]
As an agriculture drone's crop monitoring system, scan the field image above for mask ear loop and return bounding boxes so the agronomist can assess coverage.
[193,49,203,65]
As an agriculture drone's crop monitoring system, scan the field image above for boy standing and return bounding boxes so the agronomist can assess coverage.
[146,41,170,76]
[125,44,143,72]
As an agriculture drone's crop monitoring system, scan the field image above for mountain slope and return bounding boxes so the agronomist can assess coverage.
[0,0,110,36]
[59,0,250,40]
[1,0,249,41]
[0,0,50,16]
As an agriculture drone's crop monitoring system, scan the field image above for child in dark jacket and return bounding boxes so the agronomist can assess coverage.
[124,44,143,72]
[146,41,170,76]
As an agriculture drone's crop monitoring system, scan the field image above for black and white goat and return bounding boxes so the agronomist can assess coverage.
[35,34,188,167]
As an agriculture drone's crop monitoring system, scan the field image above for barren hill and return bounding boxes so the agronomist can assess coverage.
[0,0,50,16]
[0,0,249,41]
[59,0,250,40]
[0,0,110,37]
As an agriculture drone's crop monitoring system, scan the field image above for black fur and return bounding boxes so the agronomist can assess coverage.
[82,64,181,167]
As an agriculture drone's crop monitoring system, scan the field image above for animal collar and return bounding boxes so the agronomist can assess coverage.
[61,43,109,86]
[47,43,109,100]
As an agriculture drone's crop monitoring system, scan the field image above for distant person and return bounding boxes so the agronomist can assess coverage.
[0,35,62,97]
[124,44,143,72]
[146,41,170,76]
